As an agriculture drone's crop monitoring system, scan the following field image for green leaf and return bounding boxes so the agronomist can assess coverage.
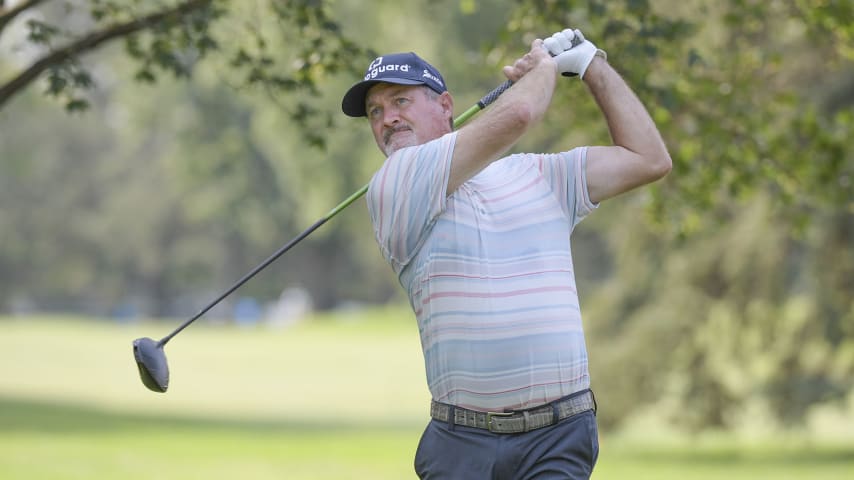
[65,99,90,113]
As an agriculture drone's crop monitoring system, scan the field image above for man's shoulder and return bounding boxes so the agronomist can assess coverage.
[368,131,459,195]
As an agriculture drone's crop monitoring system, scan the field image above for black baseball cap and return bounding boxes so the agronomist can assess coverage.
[341,52,447,117]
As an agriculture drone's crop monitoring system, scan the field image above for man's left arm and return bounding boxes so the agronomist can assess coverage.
[582,56,672,204]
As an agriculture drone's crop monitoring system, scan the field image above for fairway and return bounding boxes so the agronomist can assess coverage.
[1,311,852,479]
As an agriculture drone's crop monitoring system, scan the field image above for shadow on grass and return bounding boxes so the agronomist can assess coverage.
[0,395,421,435]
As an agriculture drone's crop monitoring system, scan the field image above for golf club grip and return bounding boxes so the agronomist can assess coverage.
[478,80,513,109]
[476,32,583,107]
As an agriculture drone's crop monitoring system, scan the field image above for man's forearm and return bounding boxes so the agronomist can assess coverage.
[449,44,557,193]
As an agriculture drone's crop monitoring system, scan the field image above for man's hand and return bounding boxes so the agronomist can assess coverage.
[543,28,606,79]
[502,39,557,83]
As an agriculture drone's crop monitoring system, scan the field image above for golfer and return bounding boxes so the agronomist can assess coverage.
[342,27,671,479]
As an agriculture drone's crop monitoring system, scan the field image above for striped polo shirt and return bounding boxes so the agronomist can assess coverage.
[367,131,597,411]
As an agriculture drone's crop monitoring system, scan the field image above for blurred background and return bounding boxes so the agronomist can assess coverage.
[1,0,852,478]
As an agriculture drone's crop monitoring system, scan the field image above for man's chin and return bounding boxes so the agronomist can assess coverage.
[384,145,403,156]
[384,138,416,156]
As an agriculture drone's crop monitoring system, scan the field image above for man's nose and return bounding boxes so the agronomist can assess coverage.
[382,106,401,125]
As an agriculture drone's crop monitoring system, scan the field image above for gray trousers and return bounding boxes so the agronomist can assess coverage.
[414,409,599,479]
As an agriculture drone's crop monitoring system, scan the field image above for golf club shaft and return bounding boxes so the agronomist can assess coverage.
[158,215,330,346]
[157,79,516,346]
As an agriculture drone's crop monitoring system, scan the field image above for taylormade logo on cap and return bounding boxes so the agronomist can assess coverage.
[341,52,447,117]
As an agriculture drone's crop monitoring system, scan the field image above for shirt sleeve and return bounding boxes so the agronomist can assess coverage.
[366,131,457,274]
[537,146,598,228]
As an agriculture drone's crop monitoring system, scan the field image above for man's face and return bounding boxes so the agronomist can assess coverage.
[365,84,453,157]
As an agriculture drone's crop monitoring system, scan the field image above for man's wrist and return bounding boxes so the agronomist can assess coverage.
[581,54,608,82]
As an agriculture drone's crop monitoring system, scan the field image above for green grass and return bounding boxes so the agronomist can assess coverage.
[0,397,420,479]
[1,311,852,479]
[595,438,854,480]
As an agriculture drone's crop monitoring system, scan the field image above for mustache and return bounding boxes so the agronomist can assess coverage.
[383,124,412,145]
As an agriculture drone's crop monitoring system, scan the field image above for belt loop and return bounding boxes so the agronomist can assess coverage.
[590,389,598,415]
[551,401,560,424]
[447,405,456,431]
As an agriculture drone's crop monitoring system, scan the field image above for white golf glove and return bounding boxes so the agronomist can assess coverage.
[543,28,606,79]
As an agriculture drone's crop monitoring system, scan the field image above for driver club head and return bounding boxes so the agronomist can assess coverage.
[133,337,169,393]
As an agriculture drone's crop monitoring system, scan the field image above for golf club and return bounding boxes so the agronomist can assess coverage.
[132,79,517,393]
[133,31,589,393]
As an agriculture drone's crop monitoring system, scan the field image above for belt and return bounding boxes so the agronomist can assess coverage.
[429,390,596,434]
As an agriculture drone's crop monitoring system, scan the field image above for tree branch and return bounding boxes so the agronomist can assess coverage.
[0,0,212,110]
[0,0,49,38]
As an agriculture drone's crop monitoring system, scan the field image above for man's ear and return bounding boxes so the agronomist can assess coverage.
[440,91,454,124]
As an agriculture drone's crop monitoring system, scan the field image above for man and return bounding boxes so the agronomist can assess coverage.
[341,28,671,479]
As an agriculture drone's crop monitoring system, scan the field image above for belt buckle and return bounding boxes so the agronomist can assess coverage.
[486,411,514,433]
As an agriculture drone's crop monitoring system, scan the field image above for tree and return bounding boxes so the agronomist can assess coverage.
[502,0,853,430]
[505,0,853,232]
[0,0,369,146]
[1,0,851,431]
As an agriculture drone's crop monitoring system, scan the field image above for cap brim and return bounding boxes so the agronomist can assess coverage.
[341,78,426,117]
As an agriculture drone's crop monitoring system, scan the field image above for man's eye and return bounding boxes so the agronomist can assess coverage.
[395,97,410,106]
[368,106,381,118]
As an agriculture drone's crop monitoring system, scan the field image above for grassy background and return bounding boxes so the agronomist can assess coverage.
[1,309,852,479]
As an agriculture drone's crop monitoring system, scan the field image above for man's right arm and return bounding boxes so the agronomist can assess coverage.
[447,39,558,194]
